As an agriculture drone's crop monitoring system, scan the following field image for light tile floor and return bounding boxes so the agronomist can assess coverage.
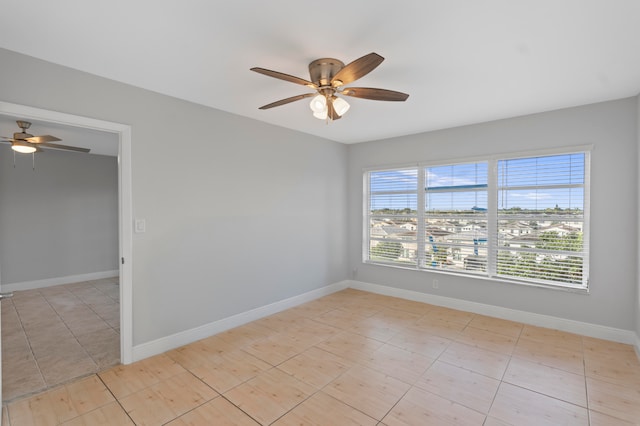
[2,278,120,402]
[4,288,640,425]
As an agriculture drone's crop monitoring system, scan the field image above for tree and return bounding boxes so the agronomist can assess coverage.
[537,231,582,252]
[498,232,584,284]
[370,241,403,260]
[372,208,416,215]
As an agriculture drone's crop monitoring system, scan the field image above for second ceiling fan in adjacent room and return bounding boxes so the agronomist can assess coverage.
[1,120,90,154]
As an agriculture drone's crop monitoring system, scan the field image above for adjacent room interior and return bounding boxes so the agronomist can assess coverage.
[0,1,639,424]
[0,121,120,401]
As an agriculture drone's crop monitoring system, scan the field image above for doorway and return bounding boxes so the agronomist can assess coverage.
[0,102,133,403]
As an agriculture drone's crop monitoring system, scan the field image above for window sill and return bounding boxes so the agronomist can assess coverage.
[363,260,590,294]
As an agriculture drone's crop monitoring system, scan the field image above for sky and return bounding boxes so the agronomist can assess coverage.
[370,153,585,212]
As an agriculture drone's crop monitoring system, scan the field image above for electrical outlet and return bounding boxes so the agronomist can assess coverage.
[432,279,439,289]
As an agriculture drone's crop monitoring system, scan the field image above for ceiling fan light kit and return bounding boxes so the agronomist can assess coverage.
[309,94,350,120]
[1,120,91,154]
[11,140,37,154]
[309,94,327,113]
[332,97,350,116]
[251,52,409,121]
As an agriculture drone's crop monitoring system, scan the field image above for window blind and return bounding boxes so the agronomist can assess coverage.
[367,169,419,266]
[364,150,590,290]
[424,162,488,274]
[495,153,588,287]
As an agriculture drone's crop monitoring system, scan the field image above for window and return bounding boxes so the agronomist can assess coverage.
[368,169,418,264]
[425,162,488,275]
[496,153,587,285]
[364,149,590,290]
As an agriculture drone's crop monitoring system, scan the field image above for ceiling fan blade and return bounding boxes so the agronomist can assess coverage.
[258,93,317,110]
[341,87,409,101]
[251,67,317,88]
[327,98,341,121]
[38,142,90,153]
[24,135,62,143]
[331,53,384,86]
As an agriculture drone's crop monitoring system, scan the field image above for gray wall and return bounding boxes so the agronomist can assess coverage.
[0,48,349,344]
[348,98,638,331]
[2,46,636,348]
[0,145,118,284]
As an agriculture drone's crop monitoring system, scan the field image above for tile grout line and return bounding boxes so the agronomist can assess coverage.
[6,295,48,401]
[166,335,299,425]
[276,309,439,424]
[37,285,99,378]
[218,394,264,425]
[83,279,121,334]
[95,373,137,426]
[3,280,121,403]
[409,318,494,422]
[50,281,121,367]
[271,352,378,424]
[219,310,391,424]
[160,368,221,425]
[7,289,640,424]
[581,335,592,426]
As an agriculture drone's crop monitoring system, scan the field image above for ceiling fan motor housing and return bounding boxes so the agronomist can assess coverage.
[16,120,32,130]
[13,131,33,140]
[308,58,345,87]
[14,120,33,140]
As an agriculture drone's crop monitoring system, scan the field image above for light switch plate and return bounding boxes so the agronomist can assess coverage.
[135,219,146,233]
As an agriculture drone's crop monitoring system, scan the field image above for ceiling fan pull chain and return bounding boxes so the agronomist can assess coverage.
[326,95,331,124]
[32,152,36,170]
[13,150,16,168]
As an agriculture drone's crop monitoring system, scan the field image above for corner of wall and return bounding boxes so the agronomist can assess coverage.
[131,280,350,362]
[2,270,119,293]
[636,94,640,360]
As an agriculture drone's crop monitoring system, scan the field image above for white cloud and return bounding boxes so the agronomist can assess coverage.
[508,192,553,200]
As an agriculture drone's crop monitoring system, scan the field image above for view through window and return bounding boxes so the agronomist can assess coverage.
[365,150,589,290]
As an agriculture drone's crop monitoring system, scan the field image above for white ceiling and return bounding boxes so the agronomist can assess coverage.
[1,1,640,147]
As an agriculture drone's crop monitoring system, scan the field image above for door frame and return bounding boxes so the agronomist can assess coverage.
[0,101,133,365]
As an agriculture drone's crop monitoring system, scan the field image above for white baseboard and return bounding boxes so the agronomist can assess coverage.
[348,280,638,346]
[2,270,119,292]
[132,280,350,362]
[131,278,639,363]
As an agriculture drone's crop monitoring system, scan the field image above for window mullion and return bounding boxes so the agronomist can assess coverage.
[362,172,371,263]
[487,159,498,277]
[417,167,426,269]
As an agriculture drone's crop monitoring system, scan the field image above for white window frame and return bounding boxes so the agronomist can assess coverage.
[363,146,591,292]
[364,167,420,267]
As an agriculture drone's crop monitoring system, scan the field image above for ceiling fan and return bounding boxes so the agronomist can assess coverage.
[1,120,90,154]
[251,52,409,121]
